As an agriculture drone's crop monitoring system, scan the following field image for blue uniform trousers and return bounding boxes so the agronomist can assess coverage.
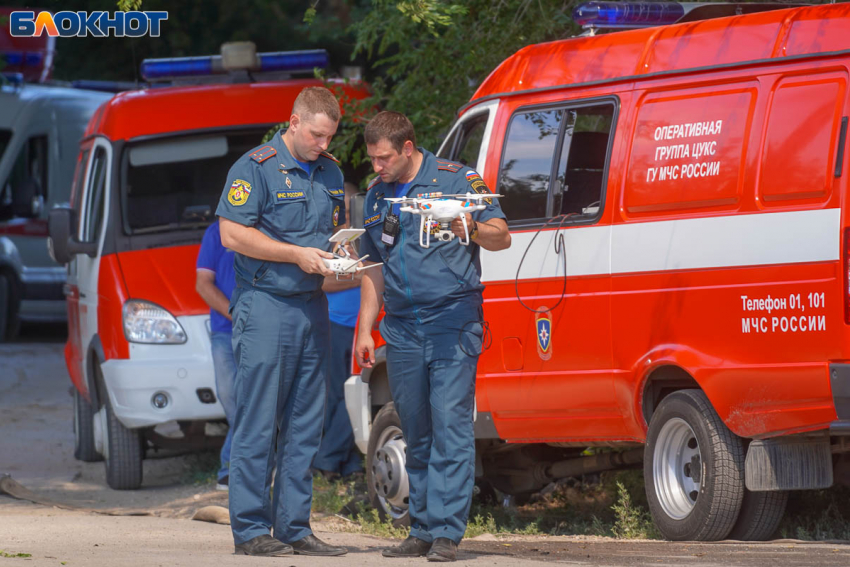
[313,321,363,476]
[228,287,328,544]
[381,313,482,544]
[210,331,237,483]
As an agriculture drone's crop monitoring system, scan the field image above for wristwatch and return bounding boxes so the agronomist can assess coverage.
[469,219,479,240]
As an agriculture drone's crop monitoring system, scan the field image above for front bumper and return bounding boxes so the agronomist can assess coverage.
[101,315,224,428]
[344,374,371,454]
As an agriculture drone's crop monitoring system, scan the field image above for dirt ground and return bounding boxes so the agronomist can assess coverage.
[2,324,850,566]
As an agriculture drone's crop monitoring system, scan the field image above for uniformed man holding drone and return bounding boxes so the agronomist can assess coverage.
[355,111,511,562]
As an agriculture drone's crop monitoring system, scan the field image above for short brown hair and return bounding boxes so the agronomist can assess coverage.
[364,111,416,153]
[292,86,341,123]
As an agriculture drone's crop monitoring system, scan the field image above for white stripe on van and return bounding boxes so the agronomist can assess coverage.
[480,208,841,283]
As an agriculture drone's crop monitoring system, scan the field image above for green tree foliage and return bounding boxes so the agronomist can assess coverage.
[346,0,578,157]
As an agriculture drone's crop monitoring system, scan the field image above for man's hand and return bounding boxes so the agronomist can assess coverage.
[355,333,376,368]
[296,247,335,276]
[451,213,475,240]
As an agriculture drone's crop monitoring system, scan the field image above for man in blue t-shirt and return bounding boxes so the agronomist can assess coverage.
[313,182,364,479]
[196,221,236,490]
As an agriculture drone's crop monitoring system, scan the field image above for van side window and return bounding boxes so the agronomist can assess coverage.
[4,135,48,210]
[440,113,488,170]
[498,109,564,221]
[555,104,614,216]
[759,75,845,206]
[81,148,107,243]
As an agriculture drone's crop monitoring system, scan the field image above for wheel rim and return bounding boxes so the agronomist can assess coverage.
[653,417,702,520]
[371,424,409,520]
[95,407,109,460]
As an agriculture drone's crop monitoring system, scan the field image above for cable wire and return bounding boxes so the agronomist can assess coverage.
[514,213,578,314]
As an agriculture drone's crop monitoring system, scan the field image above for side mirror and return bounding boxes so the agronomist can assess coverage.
[48,207,96,264]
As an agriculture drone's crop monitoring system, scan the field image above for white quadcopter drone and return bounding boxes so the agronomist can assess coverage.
[322,228,383,279]
[385,192,504,248]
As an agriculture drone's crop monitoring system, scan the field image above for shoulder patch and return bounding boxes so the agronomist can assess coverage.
[250,146,277,163]
[367,176,381,190]
[228,179,252,206]
[436,159,462,173]
[320,150,340,164]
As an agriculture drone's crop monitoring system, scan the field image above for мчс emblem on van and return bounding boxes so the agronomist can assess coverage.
[227,179,252,206]
[536,308,552,361]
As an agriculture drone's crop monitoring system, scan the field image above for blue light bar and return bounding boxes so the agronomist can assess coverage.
[140,49,329,82]
[25,52,43,66]
[1,51,45,67]
[3,52,22,65]
[573,2,685,29]
[141,56,215,81]
[259,50,328,73]
[2,73,24,86]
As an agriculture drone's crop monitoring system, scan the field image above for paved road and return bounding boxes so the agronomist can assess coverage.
[2,325,850,566]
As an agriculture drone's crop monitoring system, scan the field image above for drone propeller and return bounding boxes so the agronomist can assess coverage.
[449,192,505,201]
[384,196,418,204]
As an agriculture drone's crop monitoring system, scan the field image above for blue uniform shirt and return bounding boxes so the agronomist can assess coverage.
[328,287,361,328]
[196,222,236,334]
[216,130,345,296]
[359,149,506,323]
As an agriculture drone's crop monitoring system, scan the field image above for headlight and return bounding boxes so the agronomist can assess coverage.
[123,300,187,344]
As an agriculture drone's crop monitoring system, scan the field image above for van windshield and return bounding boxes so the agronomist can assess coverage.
[121,128,272,235]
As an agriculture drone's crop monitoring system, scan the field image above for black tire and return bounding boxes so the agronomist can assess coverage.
[367,402,410,527]
[104,400,143,490]
[73,388,102,462]
[644,389,745,541]
[0,274,12,343]
[727,489,788,541]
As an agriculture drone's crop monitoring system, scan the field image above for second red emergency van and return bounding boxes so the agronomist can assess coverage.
[346,2,850,542]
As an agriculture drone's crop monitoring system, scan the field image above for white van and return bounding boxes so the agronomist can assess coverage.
[0,80,110,340]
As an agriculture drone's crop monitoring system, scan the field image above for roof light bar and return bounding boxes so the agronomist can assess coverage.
[1,73,24,87]
[140,49,328,82]
[2,51,45,67]
[573,1,686,30]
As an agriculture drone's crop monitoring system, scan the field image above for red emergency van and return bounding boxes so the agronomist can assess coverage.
[48,45,366,490]
[346,2,850,541]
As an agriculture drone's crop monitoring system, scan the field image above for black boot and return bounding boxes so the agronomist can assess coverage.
[234,534,293,556]
[426,538,458,562]
[382,536,432,557]
[288,534,348,556]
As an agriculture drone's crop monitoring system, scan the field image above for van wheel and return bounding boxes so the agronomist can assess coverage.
[103,400,143,490]
[367,403,410,527]
[0,274,17,343]
[73,388,102,462]
[644,389,745,541]
[727,489,788,541]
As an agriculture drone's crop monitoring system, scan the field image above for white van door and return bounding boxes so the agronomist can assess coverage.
[74,138,111,372]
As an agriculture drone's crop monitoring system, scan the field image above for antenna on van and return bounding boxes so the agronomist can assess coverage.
[513,213,578,315]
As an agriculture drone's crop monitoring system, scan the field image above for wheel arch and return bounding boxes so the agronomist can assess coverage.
[85,335,107,409]
[640,364,702,428]
[361,345,392,413]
